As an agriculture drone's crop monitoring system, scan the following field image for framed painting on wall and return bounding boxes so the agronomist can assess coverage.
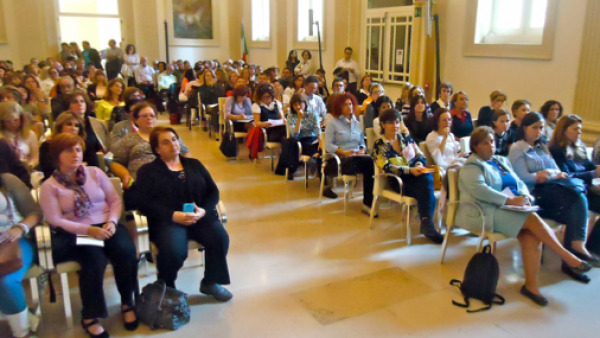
[167,0,220,46]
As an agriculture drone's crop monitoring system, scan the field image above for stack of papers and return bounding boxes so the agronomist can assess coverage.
[76,235,104,247]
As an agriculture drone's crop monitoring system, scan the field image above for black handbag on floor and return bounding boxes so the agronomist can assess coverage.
[137,280,190,330]
[220,130,238,158]
[450,245,505,313]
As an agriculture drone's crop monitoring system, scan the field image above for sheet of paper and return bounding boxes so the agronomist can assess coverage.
[76,235,104,247]
[501,205,540,212]
[502,187,516,198]
[268,119,284,127]
[237,119,254,123]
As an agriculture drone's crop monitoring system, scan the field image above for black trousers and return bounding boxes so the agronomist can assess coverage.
[266,125,286,143]
[388,172,436,219]
[325,156,374,207]
[52,224,138,319]
[150,217,230,289]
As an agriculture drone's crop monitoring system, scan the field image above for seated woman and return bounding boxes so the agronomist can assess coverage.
[372,109,443,243]
[95,78,125,124]
[224,85,254,132]
[64,90,106,157]
[549,114,600,253]
[280,93,321,179]
[252,83,286,143]
[404,94,433,143]
[540,100,563,141]
[354,74,372,104]
[426,108,465,177]
[196,69,224,131]
[360,83,384,116]
[0,173,42,337]
[458,127,591,306]
[477,90,507,127]
[108,87,144,131]
[283,75,305,108]
[136,126,231,299]
[0,102,39,170]
[450,91,473,139]
[294,50,315,76]
[39,112,95,180]
[509,112,599,282]
[39,133,138,337]
[110,102,189,209]
[508,99,531,143]
[491,109,512,156]
[323,93,374,214]
[87,70,108,102]
[363,92,390,132]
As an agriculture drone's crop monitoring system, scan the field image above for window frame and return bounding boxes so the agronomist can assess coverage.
[463,0,559,59]
[292,0,325,51]
[246,0,272,48]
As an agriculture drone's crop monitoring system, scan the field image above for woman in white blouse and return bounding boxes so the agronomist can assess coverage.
[294,50,315,77]
[0,102,39,170]
[425,107,465,176]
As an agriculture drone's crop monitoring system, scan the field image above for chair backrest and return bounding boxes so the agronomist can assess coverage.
[446,168,460,227]
[419,141,434,166]
[365,128,376,154]
[460,136,471,153]
[109,177,127,224]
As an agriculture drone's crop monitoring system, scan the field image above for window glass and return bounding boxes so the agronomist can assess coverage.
[58,0,118,15]
[251,0,270,41]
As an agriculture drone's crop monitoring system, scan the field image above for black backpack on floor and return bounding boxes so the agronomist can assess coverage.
[450,244,505,312]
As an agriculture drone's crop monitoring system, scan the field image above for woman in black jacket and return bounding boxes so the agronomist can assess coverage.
[136,127,231,301]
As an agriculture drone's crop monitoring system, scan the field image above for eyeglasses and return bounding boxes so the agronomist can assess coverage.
[383,120,402,125]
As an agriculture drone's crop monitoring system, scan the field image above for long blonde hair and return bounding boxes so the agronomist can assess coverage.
[0,101,31,137]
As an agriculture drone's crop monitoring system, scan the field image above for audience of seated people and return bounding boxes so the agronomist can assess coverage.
[3,46,600,338]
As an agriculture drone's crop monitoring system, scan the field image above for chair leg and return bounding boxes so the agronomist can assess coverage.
[440,225,452,264]
[406,205,412,246]
[29,277,39,306]
[319,172,326,203]
[304,163,308,190]
[344,180,351,215]
[476,236,486,252]
[60,272,73,328]
[369,195,380,229]
[270,149,275,172]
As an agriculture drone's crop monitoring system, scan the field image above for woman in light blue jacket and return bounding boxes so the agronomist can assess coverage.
[456,127,591,306]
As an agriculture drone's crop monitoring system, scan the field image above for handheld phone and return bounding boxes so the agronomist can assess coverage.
[183,203,195,213]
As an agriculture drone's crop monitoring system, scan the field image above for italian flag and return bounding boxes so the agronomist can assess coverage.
[241,23,248,63]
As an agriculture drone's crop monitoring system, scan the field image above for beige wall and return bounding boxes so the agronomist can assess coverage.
[437,0,587,118]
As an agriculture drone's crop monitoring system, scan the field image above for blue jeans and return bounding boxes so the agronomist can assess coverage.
[0,238,34,314]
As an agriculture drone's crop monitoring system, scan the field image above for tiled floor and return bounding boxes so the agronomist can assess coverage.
[8,118,600,337]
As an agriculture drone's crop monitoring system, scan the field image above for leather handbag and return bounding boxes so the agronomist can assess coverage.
[137,280,190,331]
[220,130,238,158]
[0,240,23,276]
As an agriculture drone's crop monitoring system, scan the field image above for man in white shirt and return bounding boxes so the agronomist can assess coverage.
[304,76,327,125]
[334,47,361,94]
[134,56,155,98]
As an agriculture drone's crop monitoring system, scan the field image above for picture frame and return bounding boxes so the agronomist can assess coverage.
[167,0,220,46]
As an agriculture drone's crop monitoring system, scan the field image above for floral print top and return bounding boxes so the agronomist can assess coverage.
[372,133,426,175]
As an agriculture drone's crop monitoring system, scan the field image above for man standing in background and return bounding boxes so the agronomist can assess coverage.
[334,47,360,94]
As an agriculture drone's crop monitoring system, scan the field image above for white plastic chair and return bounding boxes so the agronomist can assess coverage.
[369,162,419,244]
[285,122,315,189]
[318,133,358,214]
[440,168,507,263]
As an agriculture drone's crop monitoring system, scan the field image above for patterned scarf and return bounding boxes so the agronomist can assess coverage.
[52,165,92,218]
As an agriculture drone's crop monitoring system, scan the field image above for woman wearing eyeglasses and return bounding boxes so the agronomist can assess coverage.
[110,102,190,210]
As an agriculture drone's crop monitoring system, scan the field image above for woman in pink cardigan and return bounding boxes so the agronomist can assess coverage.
[39,133,138,338]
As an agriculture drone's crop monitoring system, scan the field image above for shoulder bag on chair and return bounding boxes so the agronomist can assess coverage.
[0,189,23,277]
[137,280,191,330]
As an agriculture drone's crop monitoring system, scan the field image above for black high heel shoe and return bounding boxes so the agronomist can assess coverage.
[81,319,109,338]
[561,261,592,284]
[121,306,139,331]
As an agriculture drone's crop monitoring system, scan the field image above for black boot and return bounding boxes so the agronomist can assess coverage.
[420,217,443,244]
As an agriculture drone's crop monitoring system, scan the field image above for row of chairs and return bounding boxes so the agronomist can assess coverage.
[26,177,227,328]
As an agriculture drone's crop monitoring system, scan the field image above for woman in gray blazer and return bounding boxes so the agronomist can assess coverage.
[456,127,591,306]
